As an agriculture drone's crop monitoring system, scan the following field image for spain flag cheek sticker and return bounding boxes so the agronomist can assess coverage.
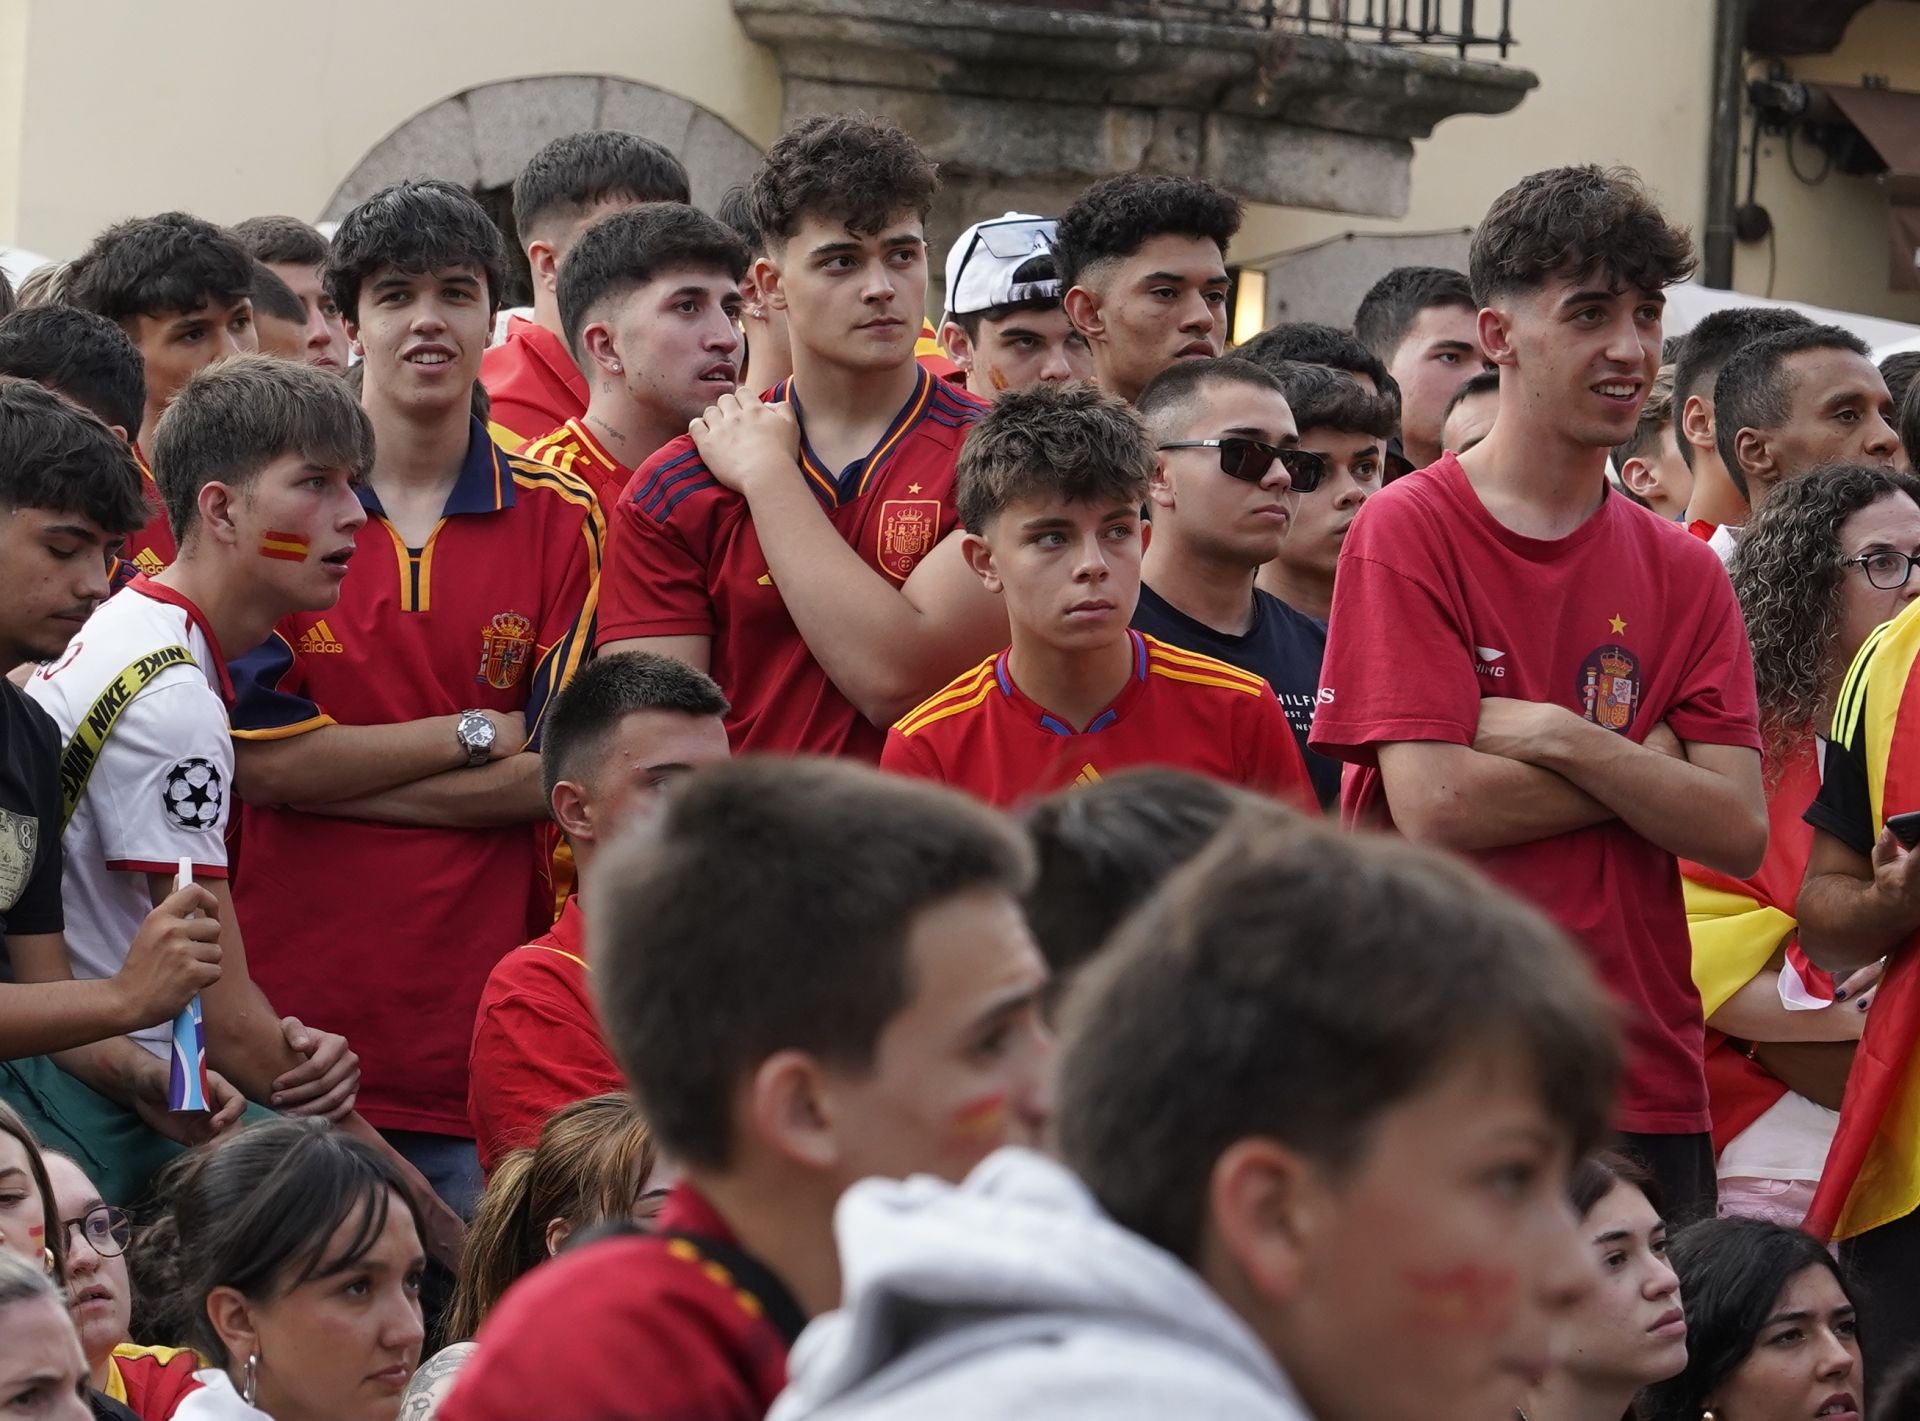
[259,530,311,562]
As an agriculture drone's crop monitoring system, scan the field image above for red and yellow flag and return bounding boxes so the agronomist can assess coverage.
[1806,602,1920,1241]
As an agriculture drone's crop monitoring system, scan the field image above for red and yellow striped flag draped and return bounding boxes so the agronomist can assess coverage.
[1806,602,1920,1241]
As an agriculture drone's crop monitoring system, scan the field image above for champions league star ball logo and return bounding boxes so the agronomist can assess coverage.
[162,758,224,830]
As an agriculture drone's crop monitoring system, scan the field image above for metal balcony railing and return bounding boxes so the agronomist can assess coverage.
[1005,0,1517,60]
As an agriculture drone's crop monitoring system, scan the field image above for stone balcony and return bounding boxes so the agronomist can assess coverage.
[733,0,1537,244]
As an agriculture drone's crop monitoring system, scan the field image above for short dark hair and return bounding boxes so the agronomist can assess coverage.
[325,178,508,325]
[588,758,1033,1169]
[1642,1217,1858,1421]
[232,215,331,269]
[1713,323,1873,496]
[511,131,691,240]
[1353,266,1476,362]
[1880,350,1920,413]
[539,650,730,804]
[1053,174,1242,292]
[1265,359,1400,441]
[133,1118,424,1367]
[748,113,938,248]
[557,204,748,358]
[957,382,1154,534]
[1135,356,1286,439]
[0,305,146,434]
[1056,816,1619,1265]
[1672,306,1813,411]
[713,184,764,258]
[66,212,254,325]
[151,354,374,540]
[250,261,307,328]
[1469,165,1695,304]
[952,252,1065,342]
[1611,363,1679,488]
[0,266,13,321]
[1442,367,1501,424]
[1236,322,1401,418]
[1022,768,1258,993]
[0,377,148,535]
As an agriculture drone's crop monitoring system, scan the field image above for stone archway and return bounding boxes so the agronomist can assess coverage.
[323,74,763,221]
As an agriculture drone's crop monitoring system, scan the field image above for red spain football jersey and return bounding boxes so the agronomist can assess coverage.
[883,630,1314,809]
[482,316,589,452]
[228,419,602,1135]
[597,365,987,761]
[122,444,175,578]
[523,416,631,511]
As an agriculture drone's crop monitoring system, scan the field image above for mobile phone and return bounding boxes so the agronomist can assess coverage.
[1888,810,1920,848]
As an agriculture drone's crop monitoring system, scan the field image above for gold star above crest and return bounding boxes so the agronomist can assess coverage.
[1608,614,1627,636]
[907,483,923,494]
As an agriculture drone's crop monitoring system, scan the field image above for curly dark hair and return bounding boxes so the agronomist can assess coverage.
[748,113,938,246]
[1728,461,1920,765]
[324,178,508,325]
[1053,173,1242,291]
[1469,165,1695,304]
[66,211,254,324]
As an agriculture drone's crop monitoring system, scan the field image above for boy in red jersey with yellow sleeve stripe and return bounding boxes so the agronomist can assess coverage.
[882,383,1312,810]
[227,180,600,1219]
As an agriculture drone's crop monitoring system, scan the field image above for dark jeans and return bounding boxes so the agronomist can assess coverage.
[1617,1130,1717,1226]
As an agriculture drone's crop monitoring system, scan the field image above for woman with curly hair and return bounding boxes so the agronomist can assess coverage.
[1684,462,1920,1225]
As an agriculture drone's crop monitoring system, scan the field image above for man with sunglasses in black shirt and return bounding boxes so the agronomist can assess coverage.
[1132,358,1343,807]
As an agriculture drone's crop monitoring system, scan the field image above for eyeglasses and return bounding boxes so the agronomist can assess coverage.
[1845,550,1920,591]
[1155,438,1327,493]
[61,1204,131,1258]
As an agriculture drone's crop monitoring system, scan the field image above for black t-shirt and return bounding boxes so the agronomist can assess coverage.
[1807,678,1876,856]
[0,678,65,963]
[1131,582,1340,808]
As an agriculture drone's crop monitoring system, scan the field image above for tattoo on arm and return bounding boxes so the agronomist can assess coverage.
[399,1344,472,1421]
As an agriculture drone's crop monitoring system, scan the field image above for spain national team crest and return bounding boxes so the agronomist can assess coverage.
[1577,644,1641,733]
[877,500,941,582]
[476,611,535,690]
[0,809,37,913]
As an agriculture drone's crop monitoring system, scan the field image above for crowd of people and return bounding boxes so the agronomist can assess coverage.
[2,107,1920,1421]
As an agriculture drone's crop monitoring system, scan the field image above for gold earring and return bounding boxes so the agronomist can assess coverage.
[40,1247,54,1276]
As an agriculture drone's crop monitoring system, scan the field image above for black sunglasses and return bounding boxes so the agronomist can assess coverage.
[1156,438,1327,493]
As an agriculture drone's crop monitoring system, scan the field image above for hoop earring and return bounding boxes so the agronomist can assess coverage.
[243,1353,259,1407]
[40,1247,54,1276]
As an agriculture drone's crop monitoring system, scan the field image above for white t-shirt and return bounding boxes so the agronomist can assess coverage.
[25,580,231,1059]
[1709,521,1742,566]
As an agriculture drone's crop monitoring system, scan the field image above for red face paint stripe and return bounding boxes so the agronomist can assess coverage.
[951,1092,1008,1133]
[260,530,310,562]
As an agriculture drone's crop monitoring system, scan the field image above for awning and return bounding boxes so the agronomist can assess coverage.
[1807,84,1920,291]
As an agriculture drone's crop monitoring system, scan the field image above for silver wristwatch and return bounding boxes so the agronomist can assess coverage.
[456,709,496,767]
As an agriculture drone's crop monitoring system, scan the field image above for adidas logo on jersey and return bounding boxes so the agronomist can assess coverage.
[131,547,166,575]
[297,620,344,654]
[1073,763,1102,788]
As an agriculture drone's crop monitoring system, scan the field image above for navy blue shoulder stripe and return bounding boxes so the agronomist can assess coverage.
[631,447,706,507]
[657,475,719,522]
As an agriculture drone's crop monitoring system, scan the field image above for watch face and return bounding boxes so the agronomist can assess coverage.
[463,715,495,750]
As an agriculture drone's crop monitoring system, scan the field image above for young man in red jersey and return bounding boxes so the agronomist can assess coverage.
[226,180,601,1218]
[597,115,1007,760]
[1053,174,1241,405]
[440,757,1052,1421]
[1310,166,1768,1221]
[884,383,1311,808]
[65,214,259,578]
[483,131,690,449]
[468,651,730,1174]
[522,204,746,509]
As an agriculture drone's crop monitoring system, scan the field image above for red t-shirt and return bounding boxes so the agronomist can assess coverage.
[884,630,1314,810]
[1310,456,1761,1134]
[440,1183,799,1421]
[596,366,986,761]
[123,445,175,578]
[481,317,589,452]
[523,417,631,511]
[468,897,622,1175]
[228,420,603,1134]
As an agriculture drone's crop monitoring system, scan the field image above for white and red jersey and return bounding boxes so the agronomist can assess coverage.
[25,577,233,1060]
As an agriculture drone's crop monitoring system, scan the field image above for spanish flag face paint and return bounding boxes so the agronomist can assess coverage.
[259,530,311,562]
[949,1091,1008,1140]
